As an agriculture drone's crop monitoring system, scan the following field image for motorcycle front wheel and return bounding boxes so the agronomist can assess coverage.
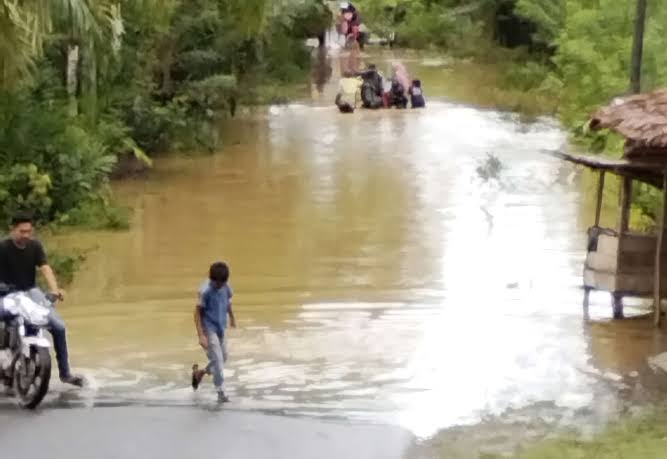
[13,346,51,409]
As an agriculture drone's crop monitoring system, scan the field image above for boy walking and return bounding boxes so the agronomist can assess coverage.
[191,262,236,403]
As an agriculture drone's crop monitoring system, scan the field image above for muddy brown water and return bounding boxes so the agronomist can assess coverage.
[37,50,667,438]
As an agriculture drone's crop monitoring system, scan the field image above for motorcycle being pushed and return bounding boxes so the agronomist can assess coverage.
[0,284,53,409]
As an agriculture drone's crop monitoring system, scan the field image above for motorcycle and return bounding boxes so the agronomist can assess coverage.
[0,284,53,409]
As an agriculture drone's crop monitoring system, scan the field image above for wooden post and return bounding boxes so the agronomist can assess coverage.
[618,177,633,233]
[595,171,606,226]
[583,171,605,318]
[612,176,633,319]
[630,0,648,94]
[654,172,667,326]
[613,293,624,320]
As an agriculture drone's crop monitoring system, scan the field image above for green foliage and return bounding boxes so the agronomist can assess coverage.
[488,0,667,133]
[0,163,53,223]
[40,249,88,287]
[186,74,238,112]
[262,25,312,82]
[500,58,550,92]
[515,0,565,47]
[510,1,667,222]
[484,411,667,459]
[550,1,635,126]
[356,0,492,50]
[288,0,333,39]
[0,90,116,224]
[395,7,455,49]
[56,196,131,231]
[0,0,326,228]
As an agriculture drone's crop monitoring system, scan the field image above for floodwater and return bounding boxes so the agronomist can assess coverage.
[41,50,667,438]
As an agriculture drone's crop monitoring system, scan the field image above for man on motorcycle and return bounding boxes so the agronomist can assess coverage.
[0,213,83,387]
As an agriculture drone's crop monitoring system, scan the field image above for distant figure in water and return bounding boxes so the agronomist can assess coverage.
[312,47,333,96]
[338,2,362,48]
[360,64,384,109]
[389,79,408,109]
[409,79,425,108]
[335,70,362,113]
[388,61,410,109]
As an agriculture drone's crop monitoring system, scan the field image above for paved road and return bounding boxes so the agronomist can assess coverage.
[0,406,416,459]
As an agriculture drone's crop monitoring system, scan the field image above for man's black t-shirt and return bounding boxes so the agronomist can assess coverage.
[0,238,47,290]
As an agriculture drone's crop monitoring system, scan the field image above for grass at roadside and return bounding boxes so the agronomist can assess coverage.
[496,412,667,459]
[416,410,667,459]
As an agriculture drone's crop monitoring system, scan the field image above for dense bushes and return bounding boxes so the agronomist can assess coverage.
[0,0,332,227]
[0,91,116,224]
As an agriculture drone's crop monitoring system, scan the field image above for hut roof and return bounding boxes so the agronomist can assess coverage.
[544,149,667,189]
[590,89,667,155]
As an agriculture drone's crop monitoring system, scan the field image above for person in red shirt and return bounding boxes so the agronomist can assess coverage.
[338,2,361,47]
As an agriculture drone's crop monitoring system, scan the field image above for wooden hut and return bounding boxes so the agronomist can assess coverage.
[551,89,667,326]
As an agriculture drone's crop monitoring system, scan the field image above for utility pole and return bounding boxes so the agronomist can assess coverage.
[630,0,648,94]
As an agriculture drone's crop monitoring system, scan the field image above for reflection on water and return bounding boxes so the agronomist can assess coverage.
[40,52,667,437]
[312,47,333,97]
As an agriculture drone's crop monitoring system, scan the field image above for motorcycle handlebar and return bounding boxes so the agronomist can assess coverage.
[45,293,61,303]
[0,283,16,296]
[0,285,60,304]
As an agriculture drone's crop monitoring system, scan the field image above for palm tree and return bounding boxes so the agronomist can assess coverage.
[630,0,648,94]
[231,0,269,38]
[35,0,121,115]
[59,1,121,116]
[0,1,42,87]
[133,0,180,96]
[0,1,90,88]
[0,0,119,105]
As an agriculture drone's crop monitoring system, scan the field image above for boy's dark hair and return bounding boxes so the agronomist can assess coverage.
[412,79,421,87]
[209,262,230,283]
[11,212,34,227]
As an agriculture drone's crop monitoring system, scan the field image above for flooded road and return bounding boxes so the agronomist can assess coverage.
[41,50,667,439]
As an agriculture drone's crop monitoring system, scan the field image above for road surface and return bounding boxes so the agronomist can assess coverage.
[0,406,416,459]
